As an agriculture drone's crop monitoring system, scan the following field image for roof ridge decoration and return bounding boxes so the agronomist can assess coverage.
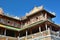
[49,11,56,16]
[26,5,44,16]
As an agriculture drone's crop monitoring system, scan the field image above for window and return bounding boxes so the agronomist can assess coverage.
[14,22,16,26]
[36,17,38,19]
[36,17,39,21]
[7,20,10,23]
[0,18,8,24]
[14,22,20,28]
[7,20,14,26]
[7,20,11,25]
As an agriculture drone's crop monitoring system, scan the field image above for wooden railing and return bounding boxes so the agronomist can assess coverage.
[0,35,17,40]
[19,30,49,40]
[19,29,60,40]
[50,30,60,37]
[0,29,60,40]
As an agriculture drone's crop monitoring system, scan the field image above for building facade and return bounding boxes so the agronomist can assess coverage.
[0,6,60,40]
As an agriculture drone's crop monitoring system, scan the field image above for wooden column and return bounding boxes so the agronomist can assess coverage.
[25,30,28,40]
[45,24,47,30]
[45,13,47,20]
[39,26,41,32]
[17,32,20,40]
[4,29,6,36]
[57,32,59,36]
[17,36,20,40]
[19,33,20,37]
[59,30,60,36]
[50,26,52,30]
[26,30,28,37]
[48,28,51,35]
[39,26,42,36]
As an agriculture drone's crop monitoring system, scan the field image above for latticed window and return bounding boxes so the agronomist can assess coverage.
[13,22,20,28]
[7,20,10,24]
[6,20,15,26]
[1,18,6,24]
[14,22,18,27]
[14,22,16,27]
[36,17,38,19]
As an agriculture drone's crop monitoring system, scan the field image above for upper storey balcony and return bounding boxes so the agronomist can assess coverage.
[0,21,60,40]
[19,28,60,40]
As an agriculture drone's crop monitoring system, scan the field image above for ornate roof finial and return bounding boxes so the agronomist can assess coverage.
[38,5,44,10]
[0,8,4,15]
[26,12,29,16]
[34,5,37,9]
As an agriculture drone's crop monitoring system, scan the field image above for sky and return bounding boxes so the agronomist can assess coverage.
[0,0,60,24]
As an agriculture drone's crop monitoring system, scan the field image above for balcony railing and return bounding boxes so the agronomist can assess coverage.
[19,30,49,40]
[23,19,54,31]
[19,29,60,40]
[50,30,60,37]
[0,35,17,40]
[0,29,60,40]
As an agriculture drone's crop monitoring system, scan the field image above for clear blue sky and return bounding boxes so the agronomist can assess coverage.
[0,0,60,24]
